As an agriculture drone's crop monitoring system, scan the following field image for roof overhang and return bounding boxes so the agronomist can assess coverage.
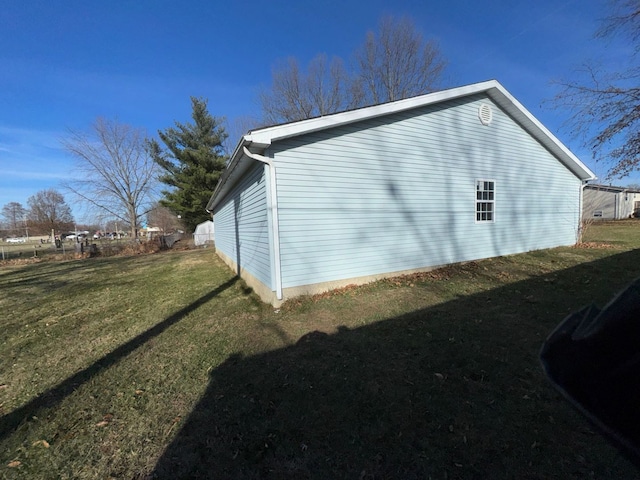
[207,80,595,211]
[584,184,640,194]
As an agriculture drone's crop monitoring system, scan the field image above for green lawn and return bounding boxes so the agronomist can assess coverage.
[1,222,640,479]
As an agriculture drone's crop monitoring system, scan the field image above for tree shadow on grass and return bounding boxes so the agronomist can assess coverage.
[0,276,240,441]
[0,254,150,297]
[152,249,640,480]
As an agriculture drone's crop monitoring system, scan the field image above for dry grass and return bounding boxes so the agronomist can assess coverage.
[1,222,640,478]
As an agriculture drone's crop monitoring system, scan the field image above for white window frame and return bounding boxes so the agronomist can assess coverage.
[475,179,495,223]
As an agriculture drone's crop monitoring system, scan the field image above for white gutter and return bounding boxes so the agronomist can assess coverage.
[242,146,283,301]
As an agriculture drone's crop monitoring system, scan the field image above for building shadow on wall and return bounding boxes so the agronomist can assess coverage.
[152,250,640,479]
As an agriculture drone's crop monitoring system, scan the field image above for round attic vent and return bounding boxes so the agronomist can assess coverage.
[478,103,493,126]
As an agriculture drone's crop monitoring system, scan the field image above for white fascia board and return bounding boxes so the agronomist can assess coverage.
[208,79,595,210]
[246,80,501,145]
[206,136,251,211]
[246,79,594,181]
[486,84,596,181]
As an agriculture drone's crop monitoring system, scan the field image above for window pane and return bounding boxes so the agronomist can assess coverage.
[476,180,495,222]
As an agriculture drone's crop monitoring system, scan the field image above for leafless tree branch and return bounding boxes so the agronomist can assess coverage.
[61,118,160,237]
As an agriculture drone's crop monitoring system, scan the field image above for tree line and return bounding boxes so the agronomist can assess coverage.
[4,15,446,239]
[1,190,74,237]
[3,5,638,240]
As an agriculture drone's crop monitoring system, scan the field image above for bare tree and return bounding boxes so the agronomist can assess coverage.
[26,189,74,235]
[259,54,357,124]
[258,16,446,124]
[62,118,159,238]
[146,203,183,234]
[1,202,26,237]
[553,0,640,179]
[354,15,446,105]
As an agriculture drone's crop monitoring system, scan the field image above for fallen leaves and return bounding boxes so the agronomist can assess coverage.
[281,266,456,308]
[95,413,114,428]
[7,460,21,467]
[573,241,616,249]
[311,284,360,300]
[32,439,50,448]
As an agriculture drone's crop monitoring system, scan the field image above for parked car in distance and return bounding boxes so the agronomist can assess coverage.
[5,237,26,243]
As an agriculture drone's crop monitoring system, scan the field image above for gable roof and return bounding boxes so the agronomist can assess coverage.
[207,80,595,211]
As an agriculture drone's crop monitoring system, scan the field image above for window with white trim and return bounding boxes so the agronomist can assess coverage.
[476,180,495,222]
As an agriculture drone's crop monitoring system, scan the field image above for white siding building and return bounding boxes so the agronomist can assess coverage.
[207,80,595,306]
[582,184,640,221]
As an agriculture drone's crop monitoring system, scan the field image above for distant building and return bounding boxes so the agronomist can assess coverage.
[144,226,162,239]
[582,184,640,221]
[193,220,214,246]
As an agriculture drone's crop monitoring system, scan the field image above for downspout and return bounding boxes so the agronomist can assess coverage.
[242,146,283,301]
[578,181,586,244]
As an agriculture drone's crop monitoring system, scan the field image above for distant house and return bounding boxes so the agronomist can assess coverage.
[144,226,162,239]
[582,184,640,221]
[206,80,595,306]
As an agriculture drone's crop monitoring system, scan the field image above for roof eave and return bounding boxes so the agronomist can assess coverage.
[206,135,271,212]
[485,84,595,181]
[207,80,595,211]
[248,80,502,145]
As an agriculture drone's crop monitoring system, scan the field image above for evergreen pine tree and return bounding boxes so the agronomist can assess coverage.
[148,97,228,232]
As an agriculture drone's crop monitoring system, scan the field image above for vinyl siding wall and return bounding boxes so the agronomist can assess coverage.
[270,94,582,289]
[213,162,272,289]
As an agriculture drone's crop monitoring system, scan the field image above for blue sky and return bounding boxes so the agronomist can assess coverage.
[0,0,632,221]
